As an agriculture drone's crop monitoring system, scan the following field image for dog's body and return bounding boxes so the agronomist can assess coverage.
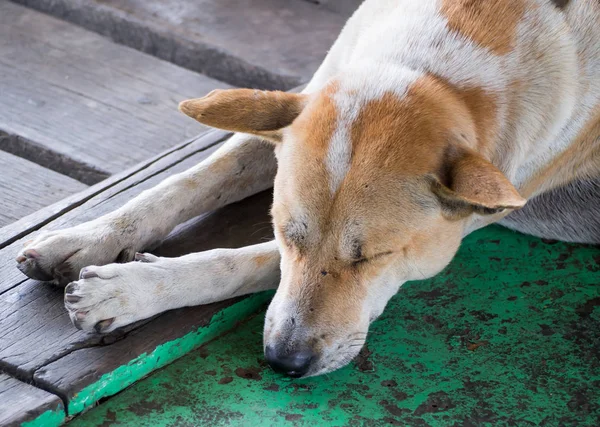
[16,0,599,377]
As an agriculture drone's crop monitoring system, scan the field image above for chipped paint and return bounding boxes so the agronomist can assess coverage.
[20,407,65,427]
[70,225,600,426]
[67,292,274,416]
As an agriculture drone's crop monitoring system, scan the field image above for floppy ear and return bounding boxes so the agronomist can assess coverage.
[179,89,308,142]
[430,145,526,216]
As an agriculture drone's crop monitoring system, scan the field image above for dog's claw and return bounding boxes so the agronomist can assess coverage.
[79,268,99,280]
[70,310,89,330]
[65,294,81,304]
[64,265,137,333]
[23,249,41,259]
[17,258,54,282]
[135,252,158,263]
[94,318,115,334]
[65,282,79,294]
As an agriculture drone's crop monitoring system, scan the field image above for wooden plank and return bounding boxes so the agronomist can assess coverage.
[310,0,364,15]
[0,2,232,178]
[0,151,87,227]
[0,131,110,186]
[0,374,64,427]
[9,0,349,90]
[31,297,244,411]
[0,129,273,388]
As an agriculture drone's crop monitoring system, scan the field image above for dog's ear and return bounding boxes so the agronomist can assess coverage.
[429,145,526,217]
[179,89,308,143]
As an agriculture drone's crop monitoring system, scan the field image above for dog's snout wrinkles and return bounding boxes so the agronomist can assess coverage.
[265,345,315,378]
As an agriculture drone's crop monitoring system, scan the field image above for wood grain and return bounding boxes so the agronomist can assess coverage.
[0,2,231,177]
[0,151,87,227]
[8,0,348,90]
[0,373,63,427]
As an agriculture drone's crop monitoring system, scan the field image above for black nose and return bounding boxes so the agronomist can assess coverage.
[265,346,315,378]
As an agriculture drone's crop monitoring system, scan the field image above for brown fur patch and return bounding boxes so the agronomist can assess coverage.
[254,254,272,268]
[272,82,339,228]
[179,89,307,140]
[435,145,526,210]
[293,83,339,156]
[277,253,365,336]
[441,0,527,55]
[309,268,364,330]
[347,76,468,179]
[451,87,499,157]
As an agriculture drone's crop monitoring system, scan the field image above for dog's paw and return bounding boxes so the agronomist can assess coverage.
[64,257,163,333]
[16,220,137,286]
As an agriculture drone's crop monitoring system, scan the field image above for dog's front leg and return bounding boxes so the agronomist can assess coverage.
[64,240,280,333]
[16,133,277,285]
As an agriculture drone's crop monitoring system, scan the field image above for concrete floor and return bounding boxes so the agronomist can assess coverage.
[71,225,600,426]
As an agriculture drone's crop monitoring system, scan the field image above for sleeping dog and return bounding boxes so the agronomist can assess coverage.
[16,0,600,378]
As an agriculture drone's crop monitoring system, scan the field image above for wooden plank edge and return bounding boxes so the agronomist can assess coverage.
[0,373,65,427]
[0,131,110,186]
[44,292,274,418]
[0,129,230,249]
[8,0,300,90]
[19,406,65,427]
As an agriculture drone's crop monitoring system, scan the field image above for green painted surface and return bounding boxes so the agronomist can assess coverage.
[72,226,600,426]
[69,292,274,416]
[21,407,65,427]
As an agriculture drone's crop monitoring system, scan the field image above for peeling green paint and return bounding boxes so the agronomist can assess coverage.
[21,407,65,427]
[68,291,274,416]
[72,225,600,426]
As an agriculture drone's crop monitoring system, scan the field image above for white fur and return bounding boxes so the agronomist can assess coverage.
[16,0,600,375]
[325,89,357,194]
[65,241,280,331]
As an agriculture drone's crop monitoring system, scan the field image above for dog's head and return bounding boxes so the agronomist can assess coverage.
[180,72,525,377]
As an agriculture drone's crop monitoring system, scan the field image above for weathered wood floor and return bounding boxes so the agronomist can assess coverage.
[9,0,350,90]
[0,0,355,425]
[0,374,64,426]
[0,151,86,227]
[0,2,230,184]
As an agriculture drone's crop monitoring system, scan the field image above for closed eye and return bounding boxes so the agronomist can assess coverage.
[351,251,393,267]
[279,219,308,251]
[351,258,369,267]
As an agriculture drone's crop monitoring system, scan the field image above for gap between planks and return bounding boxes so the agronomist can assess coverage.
[0,129,230,253]
[0,131,110,186]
